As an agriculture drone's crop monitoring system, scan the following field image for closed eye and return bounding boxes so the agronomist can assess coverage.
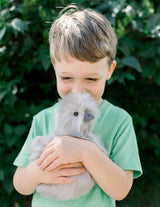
[86,78,98,82]
[61,77,72,80]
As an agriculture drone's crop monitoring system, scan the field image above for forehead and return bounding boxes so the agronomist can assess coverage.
[54,57,109,76]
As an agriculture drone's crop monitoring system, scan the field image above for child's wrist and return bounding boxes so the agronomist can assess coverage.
[82,140,98,165]
[27,160,42,187]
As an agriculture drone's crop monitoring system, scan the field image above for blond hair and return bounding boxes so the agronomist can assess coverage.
[49,5,117,65]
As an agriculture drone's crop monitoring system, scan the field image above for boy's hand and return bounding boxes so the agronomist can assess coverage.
[13,160,85,195]
[37,162,85,184]
[37,136,89,171]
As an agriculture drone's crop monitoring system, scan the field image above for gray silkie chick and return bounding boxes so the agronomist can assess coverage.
[29,92,107,200]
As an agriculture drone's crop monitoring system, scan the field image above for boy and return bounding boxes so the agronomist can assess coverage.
[13,5,142,207]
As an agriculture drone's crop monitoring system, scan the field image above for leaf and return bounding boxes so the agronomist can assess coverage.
[0,27,6,41]
[154,72,160,86]
[3,178,14,194]
[157,46,160,55]
[21,36,33,54]
[41,56,51,71]
[0,8,10,17]
[10,18,28,33]
[139,47,156,58]
[0,170,4,181]
[132,20,143,31]
[145,14,160,30]
[4,124,13,135]
[0,46,6,54]
[142,64,156,78]
[39,44,51,71]
[14,124,27,137]
[124,72,135,81]
[118,44,130,56]
[0,91,7,102]
[5,135,17,148]
[122,56,142,72]
[96,2,109,13]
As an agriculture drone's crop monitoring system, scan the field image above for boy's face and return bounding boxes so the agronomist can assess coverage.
[53,57,116,105]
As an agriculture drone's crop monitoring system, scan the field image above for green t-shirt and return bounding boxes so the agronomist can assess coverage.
[13,100,142,207]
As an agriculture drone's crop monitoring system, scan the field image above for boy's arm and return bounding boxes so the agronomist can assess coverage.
[38,136,133,201]
[82,142,133,200]
[13,160,40,195]
[13,160,85,195]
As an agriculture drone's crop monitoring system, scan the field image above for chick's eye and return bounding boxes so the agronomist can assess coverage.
[73,112,79,116]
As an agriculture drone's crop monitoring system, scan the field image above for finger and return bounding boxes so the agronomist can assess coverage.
[58,162,83,169]
[54,177,77,184]
[39,152,59,170]
[45,157,63,171]
[37,137,60,166]
[60,167,85,177]
[38,137,64,168]
[45,136,59,148]
[37,145,55,166]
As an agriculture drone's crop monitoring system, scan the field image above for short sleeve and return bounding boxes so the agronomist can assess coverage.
[110,116,142,179]
[13,116,37,167]
[13,104,57,168]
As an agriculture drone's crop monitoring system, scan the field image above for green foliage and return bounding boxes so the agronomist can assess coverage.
[0,0,160,206]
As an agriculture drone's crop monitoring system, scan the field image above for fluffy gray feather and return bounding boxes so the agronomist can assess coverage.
[29,92,107,200]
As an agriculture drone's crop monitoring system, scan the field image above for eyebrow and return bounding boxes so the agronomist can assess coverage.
[59,72,100,77]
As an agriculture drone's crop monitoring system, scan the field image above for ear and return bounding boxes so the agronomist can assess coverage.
[51,60,55,68]
[106,60,116,80]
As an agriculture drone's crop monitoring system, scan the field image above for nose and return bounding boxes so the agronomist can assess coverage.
[71,81,85,93]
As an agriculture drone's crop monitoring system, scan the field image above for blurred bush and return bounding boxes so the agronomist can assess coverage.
[0,0,160,206]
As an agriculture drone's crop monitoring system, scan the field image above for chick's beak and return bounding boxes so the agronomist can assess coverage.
[84,110,95,122]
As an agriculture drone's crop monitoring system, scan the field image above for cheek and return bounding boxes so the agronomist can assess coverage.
[87,84,105,99]
[57,81,71,96]
[92,81,106,93]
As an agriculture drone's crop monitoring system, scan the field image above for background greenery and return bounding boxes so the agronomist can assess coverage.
[0,0,160,206]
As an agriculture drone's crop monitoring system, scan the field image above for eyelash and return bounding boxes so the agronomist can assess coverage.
[61,77,72,80]
[86,78,98,82]
[60,77,98,82]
